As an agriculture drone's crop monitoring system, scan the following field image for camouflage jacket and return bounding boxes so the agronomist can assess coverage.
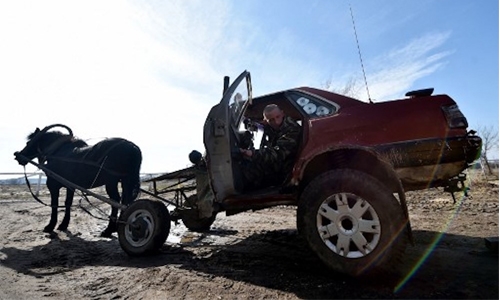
[252,116,302,177]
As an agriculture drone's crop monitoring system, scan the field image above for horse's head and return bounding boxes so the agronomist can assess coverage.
[14,124,74,166]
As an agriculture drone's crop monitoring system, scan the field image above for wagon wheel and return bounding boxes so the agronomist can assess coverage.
[118,199,170,256]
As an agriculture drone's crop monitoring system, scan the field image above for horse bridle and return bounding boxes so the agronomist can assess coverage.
[31,124,74,164]
[14,124,73,165]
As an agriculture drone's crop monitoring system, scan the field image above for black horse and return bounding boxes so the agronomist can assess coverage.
[14,124,142,237]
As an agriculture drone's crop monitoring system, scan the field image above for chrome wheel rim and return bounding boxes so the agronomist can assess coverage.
[316,192,381,258]
[124,209,154,247]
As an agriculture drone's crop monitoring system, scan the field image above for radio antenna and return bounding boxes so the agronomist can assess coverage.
[350,5,373,103]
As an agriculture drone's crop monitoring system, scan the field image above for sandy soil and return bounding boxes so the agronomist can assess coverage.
[0,174,498,299]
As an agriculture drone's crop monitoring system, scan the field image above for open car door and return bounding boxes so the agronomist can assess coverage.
[203,70,252,202]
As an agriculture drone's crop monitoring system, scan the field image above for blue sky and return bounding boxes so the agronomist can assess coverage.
[0,0,498,176]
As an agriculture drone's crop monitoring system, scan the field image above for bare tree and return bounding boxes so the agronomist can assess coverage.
[322,76,360,98]
[477,125,499,175]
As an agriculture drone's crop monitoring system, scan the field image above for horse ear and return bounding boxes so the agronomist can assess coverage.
[35,127,40,133]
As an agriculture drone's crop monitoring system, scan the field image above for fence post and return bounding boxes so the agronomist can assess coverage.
[36,173,42,196]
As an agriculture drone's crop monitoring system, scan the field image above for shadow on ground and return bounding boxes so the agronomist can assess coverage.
[0,228,497,299]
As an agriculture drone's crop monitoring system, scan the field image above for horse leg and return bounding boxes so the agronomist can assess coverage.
[121,176,139,206]
[101,183,120,238]
[57,188,74,231]
[43,186,60,233]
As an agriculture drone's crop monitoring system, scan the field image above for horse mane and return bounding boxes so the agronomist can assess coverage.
[28,130,88,147]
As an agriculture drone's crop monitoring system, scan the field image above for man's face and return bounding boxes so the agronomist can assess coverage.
[264,108,284,130]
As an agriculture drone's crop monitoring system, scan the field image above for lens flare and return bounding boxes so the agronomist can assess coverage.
[394,173,472,293]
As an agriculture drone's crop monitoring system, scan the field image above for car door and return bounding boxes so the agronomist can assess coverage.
[203,70,252,201]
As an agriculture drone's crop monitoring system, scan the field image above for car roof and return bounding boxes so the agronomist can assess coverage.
[296,87,368,108]
[245,87,367,120]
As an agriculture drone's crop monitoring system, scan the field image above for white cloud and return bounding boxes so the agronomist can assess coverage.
[0,1,455,176]
[322,32,452,102]
[366,32,453,101]
[0,0,233,173]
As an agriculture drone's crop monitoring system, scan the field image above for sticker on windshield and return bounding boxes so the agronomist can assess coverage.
[296,97,309,106]
[303,103,317,114]
[316,106,330,116]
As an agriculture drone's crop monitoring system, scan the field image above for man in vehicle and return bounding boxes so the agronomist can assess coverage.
[239,104,302,190]
[188,104,301,216]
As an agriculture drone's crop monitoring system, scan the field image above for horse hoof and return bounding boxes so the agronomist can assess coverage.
[100,231,112,238]
[43,226,54,233]
[57,225,68,231]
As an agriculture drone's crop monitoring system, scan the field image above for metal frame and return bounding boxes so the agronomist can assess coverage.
[15,152,195,212]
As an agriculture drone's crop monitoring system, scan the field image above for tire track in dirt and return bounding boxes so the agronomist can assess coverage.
[0,182,498,299]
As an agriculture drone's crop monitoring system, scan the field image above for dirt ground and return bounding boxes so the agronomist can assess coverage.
[0,173,498,299]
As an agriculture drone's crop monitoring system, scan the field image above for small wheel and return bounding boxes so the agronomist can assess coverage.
[182,211,217,232]
[297,169,408,277]
[181,195,217,232]
[118,199,170,256]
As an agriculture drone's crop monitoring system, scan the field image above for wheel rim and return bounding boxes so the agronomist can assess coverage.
[124,209,155,247]
[316,192,381,258]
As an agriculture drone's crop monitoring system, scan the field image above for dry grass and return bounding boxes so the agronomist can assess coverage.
[468,168,498,186]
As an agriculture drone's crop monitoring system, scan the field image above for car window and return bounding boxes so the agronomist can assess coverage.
[288,92,338,118]
[229,90,247,127]
[228,77,252,137]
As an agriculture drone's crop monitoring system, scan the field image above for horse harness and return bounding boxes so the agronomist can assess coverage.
[35,135,73,164]
[23,136,130,219]
[38,137,130,177]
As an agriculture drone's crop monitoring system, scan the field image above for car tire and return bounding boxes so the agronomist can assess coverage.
[182,212,217,232]
[118,199,170,256]
[297,169,408,277]
[182,195,217,232]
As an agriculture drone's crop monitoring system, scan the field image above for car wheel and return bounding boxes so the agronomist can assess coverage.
[118,199,170,256]
[182,195,217,232]
[297,169,408,277]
